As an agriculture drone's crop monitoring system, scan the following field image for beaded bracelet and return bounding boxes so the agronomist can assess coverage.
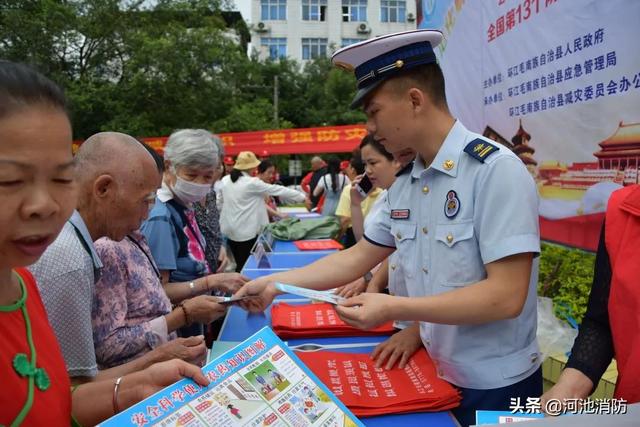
[178,302,192,326]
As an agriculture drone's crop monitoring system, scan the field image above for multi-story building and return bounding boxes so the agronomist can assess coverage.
[249,0,417,62]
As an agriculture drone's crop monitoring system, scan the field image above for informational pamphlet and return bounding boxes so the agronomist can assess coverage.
[275,282,345,305]
[99,327,364,427]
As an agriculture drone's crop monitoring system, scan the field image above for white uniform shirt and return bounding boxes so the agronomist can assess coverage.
[365,120,541,389]
[365,191,412,330]
[220,173,306,242]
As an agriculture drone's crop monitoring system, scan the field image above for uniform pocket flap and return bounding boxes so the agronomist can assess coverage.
[390,221,417,242]
[436,221,474,248]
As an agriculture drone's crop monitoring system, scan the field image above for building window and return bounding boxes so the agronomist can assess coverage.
[341,38,365,47]
[302,38,328,59]
[342,0,367,22]
[261,37,287,59]
[261,0,286,20]
[380,0,405,23]
[302,0,327,21]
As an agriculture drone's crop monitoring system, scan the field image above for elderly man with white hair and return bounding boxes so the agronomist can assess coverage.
[141,129,247,338]
[29,132,208,384]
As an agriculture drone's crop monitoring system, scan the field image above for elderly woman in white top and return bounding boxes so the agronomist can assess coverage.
[220,151,307,272]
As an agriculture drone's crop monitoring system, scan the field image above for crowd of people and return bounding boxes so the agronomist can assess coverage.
[0,60,322,426]
[2,27,638,427]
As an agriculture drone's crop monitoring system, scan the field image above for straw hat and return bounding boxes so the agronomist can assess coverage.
[234,151,261,170]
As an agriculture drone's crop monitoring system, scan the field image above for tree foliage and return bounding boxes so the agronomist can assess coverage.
[0,0,364,138]
[538,242,596,325]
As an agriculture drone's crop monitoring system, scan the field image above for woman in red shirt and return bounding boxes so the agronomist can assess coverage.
[0,61,208,426]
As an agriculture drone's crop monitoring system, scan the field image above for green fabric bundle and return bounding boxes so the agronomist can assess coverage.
[265,217,341,241]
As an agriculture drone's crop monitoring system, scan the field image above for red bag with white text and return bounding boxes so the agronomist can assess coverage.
[296,348,461,417]
[271,303,395,338]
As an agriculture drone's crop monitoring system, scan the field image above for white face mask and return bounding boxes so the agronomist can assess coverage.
[172,176,211,204]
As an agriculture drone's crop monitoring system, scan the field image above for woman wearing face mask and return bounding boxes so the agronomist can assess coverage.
[220,151,307,272]
[141,130,247,338]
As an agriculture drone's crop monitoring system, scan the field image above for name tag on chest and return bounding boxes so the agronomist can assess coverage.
[390,209,410,220]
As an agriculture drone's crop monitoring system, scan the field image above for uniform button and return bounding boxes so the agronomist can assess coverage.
[422,185,430,194]
[396,232,402,240]
[422,267,428,274]
[425,340,431,346]
[421,226,428,234]
[446,233,454,243]
[390,264,396,270]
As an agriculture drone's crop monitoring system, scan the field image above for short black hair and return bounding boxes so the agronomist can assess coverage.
[350,149,365,175]
[258,160,274,174]
[359,134,393,161]
[0,60,67,119]
[138,140,165,174]
[389,62,448,109]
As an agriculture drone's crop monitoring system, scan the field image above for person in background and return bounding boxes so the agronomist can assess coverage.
[300,156,327,209]
[193,134,228,274]
[141,129,247,338]
[340,160,351,177]
[313,156,350,217]
[223,156,235,175]
[335,136,410,297]
[335,148,382,248]
[257,159,288,222]
[92,142,229,369]
[336,139,420,371]
[0,60,208,427]
[541,184,640,408]
[220,151,307,272]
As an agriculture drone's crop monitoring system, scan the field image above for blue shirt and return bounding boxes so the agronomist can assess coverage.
[364,120,541,389]
[141,195,209,284]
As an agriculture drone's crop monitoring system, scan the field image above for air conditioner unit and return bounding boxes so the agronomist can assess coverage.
[357,23,371,34]
[407,13,416,22]
[255,21,269,33]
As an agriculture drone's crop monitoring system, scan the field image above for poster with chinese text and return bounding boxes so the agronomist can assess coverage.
[419,0,640,249]
[99,327,363,427]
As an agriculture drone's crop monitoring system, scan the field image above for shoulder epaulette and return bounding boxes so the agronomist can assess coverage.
[463,138,499,163]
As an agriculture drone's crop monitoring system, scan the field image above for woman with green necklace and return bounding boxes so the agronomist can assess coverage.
[0,61,209,426]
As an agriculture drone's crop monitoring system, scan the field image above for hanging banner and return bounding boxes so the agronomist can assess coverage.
[418,0,640,250]
[73,125,367,157]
